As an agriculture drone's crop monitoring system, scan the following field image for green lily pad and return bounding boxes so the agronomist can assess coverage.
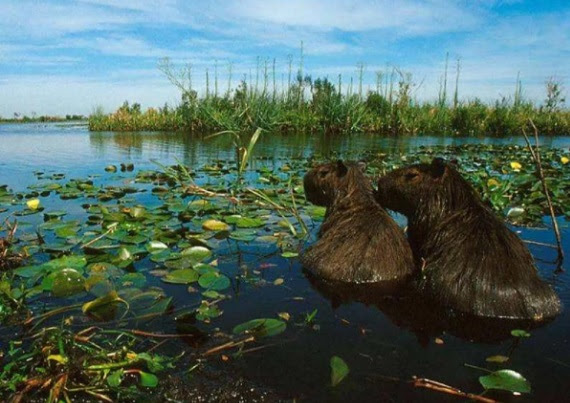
[235,216,265,228]
[202,219,230,231]
[180,246,212,263]
[232,318,286,338]
[198,272,230,291]
[479,369,531,394]
[162,269,199,284]
[330,356,349,387]
[49,268,86,297]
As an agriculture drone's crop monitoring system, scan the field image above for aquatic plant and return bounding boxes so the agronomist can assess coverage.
[89,58,570,136]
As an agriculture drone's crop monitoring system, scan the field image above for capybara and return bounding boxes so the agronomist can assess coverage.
[375,157,561,320]
[302,160,415,283]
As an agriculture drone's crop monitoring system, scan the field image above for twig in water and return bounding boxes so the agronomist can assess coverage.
[202,336,255,356]
[411,377,497,403]
[522,119,564,270]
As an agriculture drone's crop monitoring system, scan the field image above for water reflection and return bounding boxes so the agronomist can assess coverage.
[89,129,570,168]
[306,272,552,344]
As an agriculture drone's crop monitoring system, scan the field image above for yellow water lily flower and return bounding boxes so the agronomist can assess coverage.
[561,156,569,165]
[510,161,522,172]
[26,198,40,210]
[487,178,500,188]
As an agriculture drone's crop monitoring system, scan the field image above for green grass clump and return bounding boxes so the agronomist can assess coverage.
[89,57,569,136]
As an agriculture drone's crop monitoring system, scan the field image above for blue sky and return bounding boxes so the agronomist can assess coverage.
[1,0,568,117]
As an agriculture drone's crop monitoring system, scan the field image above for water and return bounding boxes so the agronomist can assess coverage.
[1,122,569,401]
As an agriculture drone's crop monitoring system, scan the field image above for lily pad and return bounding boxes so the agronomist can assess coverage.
[162,269,199,284]
[198,272,230,290]
[202,219,230,231]
[232,318,286,338]
[330,356,349,387]
[479,369,531,394]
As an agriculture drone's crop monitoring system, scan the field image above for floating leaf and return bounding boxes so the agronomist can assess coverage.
[229,229,257,242]
[278,312,291,321]
[507,207,525,218]
[479,369,531,394]
[281,251,298,258]
[82,290,127,320]
[107,369,123,387]
[180,246,212,263]
[486,355,510,363]
[235,216,265,228]
[198,271,230,290]
[273,278,284,285]
[330,356,349,387]
[511,329,531,338]
[202,219,230,231]
[232,318,286,338]
[162,269,199,284]
[50,268,86,297]
[147,240,168,253]
[139,371,159,388]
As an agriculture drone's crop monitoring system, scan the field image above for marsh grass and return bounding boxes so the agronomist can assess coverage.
[89,56,569,136]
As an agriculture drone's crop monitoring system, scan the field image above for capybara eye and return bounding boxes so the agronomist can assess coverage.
[319,170,329,177]
[405,172,418,180]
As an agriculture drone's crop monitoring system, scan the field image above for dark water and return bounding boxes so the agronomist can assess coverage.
[1,122,570,402]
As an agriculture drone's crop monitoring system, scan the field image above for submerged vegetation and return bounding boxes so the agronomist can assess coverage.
[89,56,569,136]
[0,140,568,400]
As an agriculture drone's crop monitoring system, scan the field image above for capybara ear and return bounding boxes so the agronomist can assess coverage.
[336,160,348,177]
[430,158,447,179]
[357,161,367,172]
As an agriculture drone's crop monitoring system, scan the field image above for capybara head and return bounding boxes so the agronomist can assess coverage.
[304,160,367,207]
[375,158,475,216]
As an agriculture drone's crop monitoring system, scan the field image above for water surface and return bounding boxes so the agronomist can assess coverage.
[1,123,569,401]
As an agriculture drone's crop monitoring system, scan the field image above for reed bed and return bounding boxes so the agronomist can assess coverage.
[89,56,569,136]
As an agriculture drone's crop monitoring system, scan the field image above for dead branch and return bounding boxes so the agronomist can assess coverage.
[411,377,497,403]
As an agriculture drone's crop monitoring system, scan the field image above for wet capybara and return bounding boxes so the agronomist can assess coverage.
[302,160,415,283]
[375,157,561,320]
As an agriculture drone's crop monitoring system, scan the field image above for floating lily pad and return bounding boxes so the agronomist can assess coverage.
[330,356,349,387]
[198,272,230,290]
[49,268,86,297]
[162,269,199,284]
[479,369,531,394]
[232,318,286,338]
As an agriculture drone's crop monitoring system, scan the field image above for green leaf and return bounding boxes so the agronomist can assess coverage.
[232,318,286,338]
[162,269,199,284]
[281,251,298,258]
[511,329,531,338]
[82,291,127,317]
[107,369,123,387]
[180,246,212,263]
[479,369,531,394]
[486,355,510,363]
[49,268,86,297]
[202,219,230,231]
[235,216,265,228]
[330,356,349,387]
[198,272,230,290]
[229,229,257,242]
[139,371,159,388]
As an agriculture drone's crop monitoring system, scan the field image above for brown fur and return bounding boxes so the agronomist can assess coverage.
[375,158,561,320]
[302,161,415,283]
